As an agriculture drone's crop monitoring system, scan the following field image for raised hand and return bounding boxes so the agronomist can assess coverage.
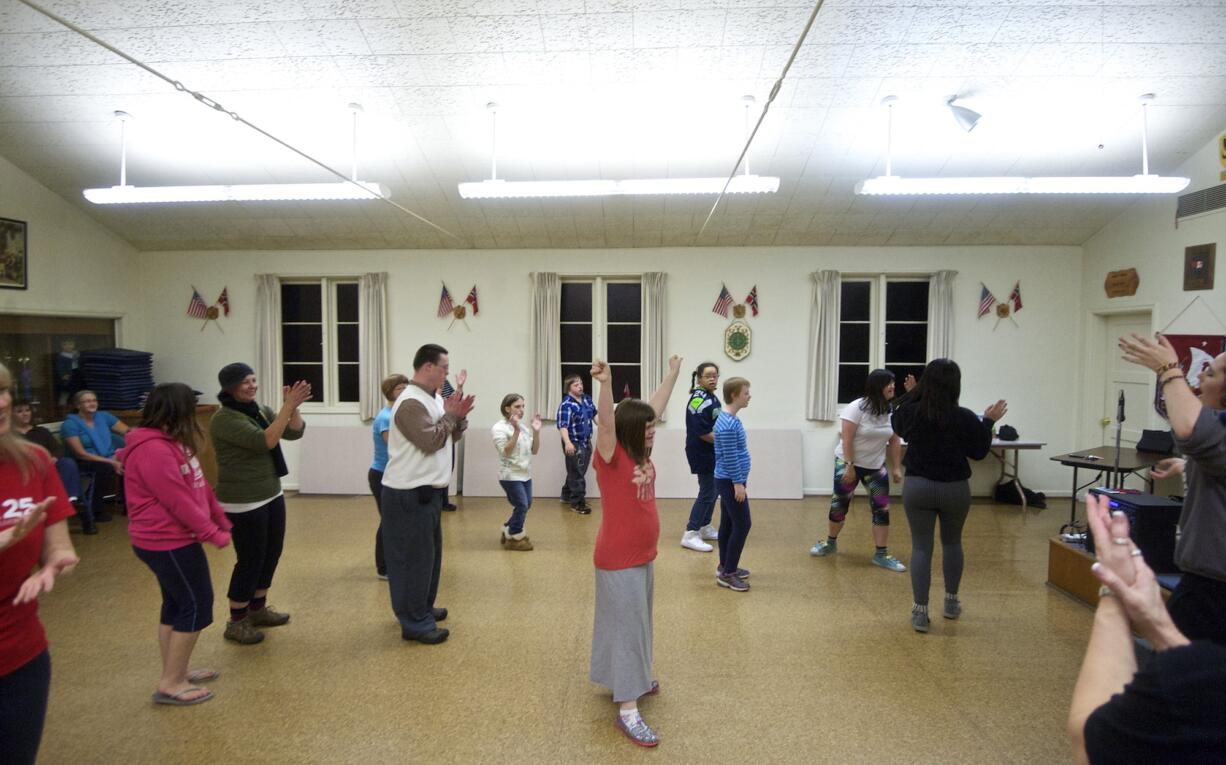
[0,498,51,552]
[508,410,521,427]
[1119,332,1179,373]
[531,414,542,432]
[1151,458,1186,480]
[456,369,468,391]
[1084,492,1137,587]
[590,359,611,384]
[984,399,1007,422]
[283,380,313,409]
[667,355,683,375]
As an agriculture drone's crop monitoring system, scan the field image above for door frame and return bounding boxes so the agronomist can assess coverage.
[1081,305,1156,450]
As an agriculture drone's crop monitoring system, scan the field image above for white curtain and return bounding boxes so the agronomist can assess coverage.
[254,274,281,410]
[530,272,562,419]
[359,272,389,421]
[642,272,668,416]
[927,270,957,360]
[806,270,841,421]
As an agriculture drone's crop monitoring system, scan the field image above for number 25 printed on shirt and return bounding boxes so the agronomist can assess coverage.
[2,496,37,522]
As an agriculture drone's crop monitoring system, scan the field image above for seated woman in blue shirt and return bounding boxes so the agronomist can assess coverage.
[60,389,129,529]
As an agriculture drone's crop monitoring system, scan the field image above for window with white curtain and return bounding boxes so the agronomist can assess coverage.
[837,276,929,403]
[280,279,360,409]
[560,277,643,400]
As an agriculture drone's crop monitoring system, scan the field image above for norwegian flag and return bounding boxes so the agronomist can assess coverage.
[465,285,479,316]
[437,285,454,318]
[977,284,997,319]
[712,284,734,318]
[1008,281,1023,313]
[745,285,759,317]
[187,288,209,319]
[217,287,230,317]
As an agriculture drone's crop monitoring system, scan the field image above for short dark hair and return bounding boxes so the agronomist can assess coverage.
[500,393,524,418]
[691,362,719,391]
[140,383,202,455]
[381,374,409,402]
[13,398,33,410]
[861,369,896,416]
[413,344,448,371]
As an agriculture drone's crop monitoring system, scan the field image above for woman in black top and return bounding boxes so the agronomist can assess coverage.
[891,359,1006,633]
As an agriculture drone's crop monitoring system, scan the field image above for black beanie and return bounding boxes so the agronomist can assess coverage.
[218,362,255,391]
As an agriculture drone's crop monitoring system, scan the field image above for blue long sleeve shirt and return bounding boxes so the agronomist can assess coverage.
[713,410,750,483]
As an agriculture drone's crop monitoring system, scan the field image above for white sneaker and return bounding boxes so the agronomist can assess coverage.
[681,530,713,552]
[699,524,719,541]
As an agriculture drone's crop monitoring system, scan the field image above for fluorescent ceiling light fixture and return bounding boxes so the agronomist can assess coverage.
[458,175,779,199]
[84,105,388,205]
[459,101,779,200]
[85,181,389,204]
[856,94,1189,197]
[855,175,1189,196]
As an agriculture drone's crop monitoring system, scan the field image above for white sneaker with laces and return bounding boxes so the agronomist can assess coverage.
[699,524,719,541]
[681,530,713,552]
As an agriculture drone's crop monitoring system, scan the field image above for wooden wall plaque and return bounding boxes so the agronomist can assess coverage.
[1104,268,1140,298]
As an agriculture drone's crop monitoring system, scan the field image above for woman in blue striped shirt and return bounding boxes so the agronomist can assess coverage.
[713,377,752,592]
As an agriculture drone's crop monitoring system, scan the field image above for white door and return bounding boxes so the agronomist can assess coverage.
[1103,312,1152,449]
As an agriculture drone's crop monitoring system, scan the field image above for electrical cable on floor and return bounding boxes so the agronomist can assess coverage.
[14,0,465,245]
[696,0,829,242]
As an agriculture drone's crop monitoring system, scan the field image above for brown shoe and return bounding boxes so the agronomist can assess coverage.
[224,617,265,645]
[499,526,508,546]
[247,606,290,628]
[504,534,534,551]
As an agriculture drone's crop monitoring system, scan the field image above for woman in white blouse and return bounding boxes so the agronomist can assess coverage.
[491,394,541,551]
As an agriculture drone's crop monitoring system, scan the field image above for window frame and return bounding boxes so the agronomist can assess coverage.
[558,275,644,406]
[836,274,931,405]
[280,277,360,413]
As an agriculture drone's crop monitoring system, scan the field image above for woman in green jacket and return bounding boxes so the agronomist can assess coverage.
[209,363,311,645]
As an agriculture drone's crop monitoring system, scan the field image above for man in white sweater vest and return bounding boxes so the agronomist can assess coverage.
[382,343,475,644]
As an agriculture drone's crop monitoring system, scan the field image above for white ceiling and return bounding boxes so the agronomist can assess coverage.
[1,0,1224,251]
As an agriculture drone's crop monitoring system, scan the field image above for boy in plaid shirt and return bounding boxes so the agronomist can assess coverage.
[556,374,597,514]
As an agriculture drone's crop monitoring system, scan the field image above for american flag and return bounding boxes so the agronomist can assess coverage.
[437,285,454,318]
[187,288,209,319]
[745,285,759,317]
[465,285,479,316]
[217,287,230,317]
[1008,281,1023,313]
[977,284,997,319]
[712,284,734,318]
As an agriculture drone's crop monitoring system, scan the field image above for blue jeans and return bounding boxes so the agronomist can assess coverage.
[561,443,591,505]
[499,479,533,534]
[54,458,81,503]
[685,471,718,532]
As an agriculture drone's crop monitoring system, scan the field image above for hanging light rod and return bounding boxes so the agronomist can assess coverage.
[84,106,390,205]
[856,93,1190,196]
[458,101,779,200]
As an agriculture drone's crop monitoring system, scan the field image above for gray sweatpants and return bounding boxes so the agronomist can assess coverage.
[901,476,971,607]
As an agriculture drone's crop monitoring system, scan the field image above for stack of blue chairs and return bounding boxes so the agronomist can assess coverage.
[80,348,154,410]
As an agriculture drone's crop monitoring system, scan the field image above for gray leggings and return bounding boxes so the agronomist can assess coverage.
[902,476,971,606]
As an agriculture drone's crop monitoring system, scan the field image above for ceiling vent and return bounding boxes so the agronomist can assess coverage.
[1176,182,1226,221]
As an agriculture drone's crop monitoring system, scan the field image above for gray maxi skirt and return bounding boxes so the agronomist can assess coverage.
[590,562,654,703]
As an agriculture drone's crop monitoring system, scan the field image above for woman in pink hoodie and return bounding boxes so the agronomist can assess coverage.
[119,383,231,706]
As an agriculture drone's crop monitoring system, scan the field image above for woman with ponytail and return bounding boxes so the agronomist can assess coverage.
[680,362,721,553]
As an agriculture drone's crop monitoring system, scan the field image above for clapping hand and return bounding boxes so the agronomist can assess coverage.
[531,414,542,432]
[983,399,1007,422]
[13,550,79,606]
[1119,333,1178,373]
[0,498,51,552]
[283,380,313,409]
[444,392,476,419]
[456,369,468,393]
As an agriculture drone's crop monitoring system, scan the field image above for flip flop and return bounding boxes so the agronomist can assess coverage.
[152,687,214,706]
[187,669,220,683]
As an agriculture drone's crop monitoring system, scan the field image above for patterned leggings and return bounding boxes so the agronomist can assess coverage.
[829,458,890,525]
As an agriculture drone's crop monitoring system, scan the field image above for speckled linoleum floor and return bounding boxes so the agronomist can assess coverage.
[36,493,1090,764]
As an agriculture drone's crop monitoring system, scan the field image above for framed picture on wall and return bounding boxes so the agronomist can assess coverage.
[0,217,28,290]
[1183,243,1215,291]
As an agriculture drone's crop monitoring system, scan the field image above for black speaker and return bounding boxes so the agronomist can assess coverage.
[1086,489,1182,574]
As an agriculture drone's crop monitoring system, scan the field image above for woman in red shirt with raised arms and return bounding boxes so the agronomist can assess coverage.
[0,362,79,765]
[588,353,682,748]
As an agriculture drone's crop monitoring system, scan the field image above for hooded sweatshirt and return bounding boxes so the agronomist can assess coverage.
[118,428,232,551]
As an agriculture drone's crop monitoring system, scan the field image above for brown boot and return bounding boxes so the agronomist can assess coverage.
[504,533,533,551]
[223,617,265,645]
[247,606,290,627]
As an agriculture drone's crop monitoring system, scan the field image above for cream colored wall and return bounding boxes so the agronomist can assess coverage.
[137,244,1084,495]
[0,155,143,343]
[1080,132,1226,450]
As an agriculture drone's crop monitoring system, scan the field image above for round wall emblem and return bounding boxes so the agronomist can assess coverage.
[724,320,751,361]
